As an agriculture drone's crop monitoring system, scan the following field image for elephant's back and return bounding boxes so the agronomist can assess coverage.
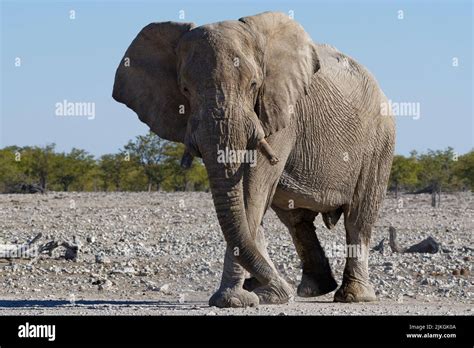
[282,44,394,206]
[313,43,385,118]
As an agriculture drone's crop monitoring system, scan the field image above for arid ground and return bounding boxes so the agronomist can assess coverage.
[0,192,472,315]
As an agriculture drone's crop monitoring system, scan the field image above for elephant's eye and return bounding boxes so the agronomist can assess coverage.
[182,86,189,94]
[250,81,257,90]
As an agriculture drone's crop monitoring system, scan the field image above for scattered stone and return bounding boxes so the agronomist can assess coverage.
[95,253,111,264]
[405,237,440,254]
[111,266,136,275]
[158,283,171,294]
[421,278,435,286]
[98,279,113,291]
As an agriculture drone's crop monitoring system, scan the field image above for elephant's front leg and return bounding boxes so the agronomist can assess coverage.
[211,196,294,306]
[242,223,275,292]
[238,135,295,305]
[209,231,290,307]
[241,224,294,304]
[208,130,295,307]
[209,246,259,308]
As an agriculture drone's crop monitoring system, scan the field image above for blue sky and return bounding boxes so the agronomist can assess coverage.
[1,0,472,157]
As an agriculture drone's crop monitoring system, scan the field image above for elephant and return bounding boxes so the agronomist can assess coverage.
[112,12,395,308]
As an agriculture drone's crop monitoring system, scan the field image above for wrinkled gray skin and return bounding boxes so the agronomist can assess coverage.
[113,12,395,307]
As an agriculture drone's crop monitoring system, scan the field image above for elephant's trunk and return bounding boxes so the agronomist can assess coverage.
[198,113,276,285]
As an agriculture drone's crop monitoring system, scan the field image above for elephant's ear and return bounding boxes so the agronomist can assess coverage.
[239,12,319,136]
[112,21,195,143]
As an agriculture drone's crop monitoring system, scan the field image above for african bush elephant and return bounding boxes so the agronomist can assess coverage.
[113,12,395,307]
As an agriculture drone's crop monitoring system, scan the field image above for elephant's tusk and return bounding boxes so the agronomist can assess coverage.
[258,138,279,165]
[180,150,194,169]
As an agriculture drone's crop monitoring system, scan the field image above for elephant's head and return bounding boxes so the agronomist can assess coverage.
[113,12,319,282]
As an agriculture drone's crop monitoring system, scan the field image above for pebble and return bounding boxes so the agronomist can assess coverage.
[95,253,111,264]
[158,283,171,294]
[98,280,113,291]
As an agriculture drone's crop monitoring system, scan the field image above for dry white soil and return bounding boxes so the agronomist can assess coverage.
[0,192,472,315]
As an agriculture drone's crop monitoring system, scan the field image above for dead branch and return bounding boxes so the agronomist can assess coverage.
[388,226,405,253]
[372,238,385,253]
[387,226,441,254]
[0,233,43,258]
[0,233,79,261]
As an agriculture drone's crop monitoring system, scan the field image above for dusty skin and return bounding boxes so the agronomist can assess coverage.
[113,12,396,306]
[0,192,472,315]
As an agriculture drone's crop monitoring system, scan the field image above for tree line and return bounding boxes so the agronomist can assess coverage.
[389,148,473,195]
[0,132,472,196]
[0,132,208,193]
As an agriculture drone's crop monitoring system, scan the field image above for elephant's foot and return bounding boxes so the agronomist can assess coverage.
[209,287,259,308]
[297,272,338,297]
[253,277,294,304]
[333,279,376,303]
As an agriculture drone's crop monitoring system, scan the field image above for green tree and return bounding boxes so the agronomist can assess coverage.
[0,147,24,192]
[98,154,124,191]
[389,155,420,197]
[120,161,148,191]
[453,150,474,190]
[161,143,209,191]
[124,131,168,191]
[51,148,95,191]
[21,144,56,191]
[79,163,102,192]
[417,147,457,206]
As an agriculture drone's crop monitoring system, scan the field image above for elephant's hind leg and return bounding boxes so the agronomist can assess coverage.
[333,212,377,303]
[334,143,393,303]
[273,206,338,297]
[334,187,378,303]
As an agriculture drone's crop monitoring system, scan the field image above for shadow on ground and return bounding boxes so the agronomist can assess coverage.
[0,299,208,309]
